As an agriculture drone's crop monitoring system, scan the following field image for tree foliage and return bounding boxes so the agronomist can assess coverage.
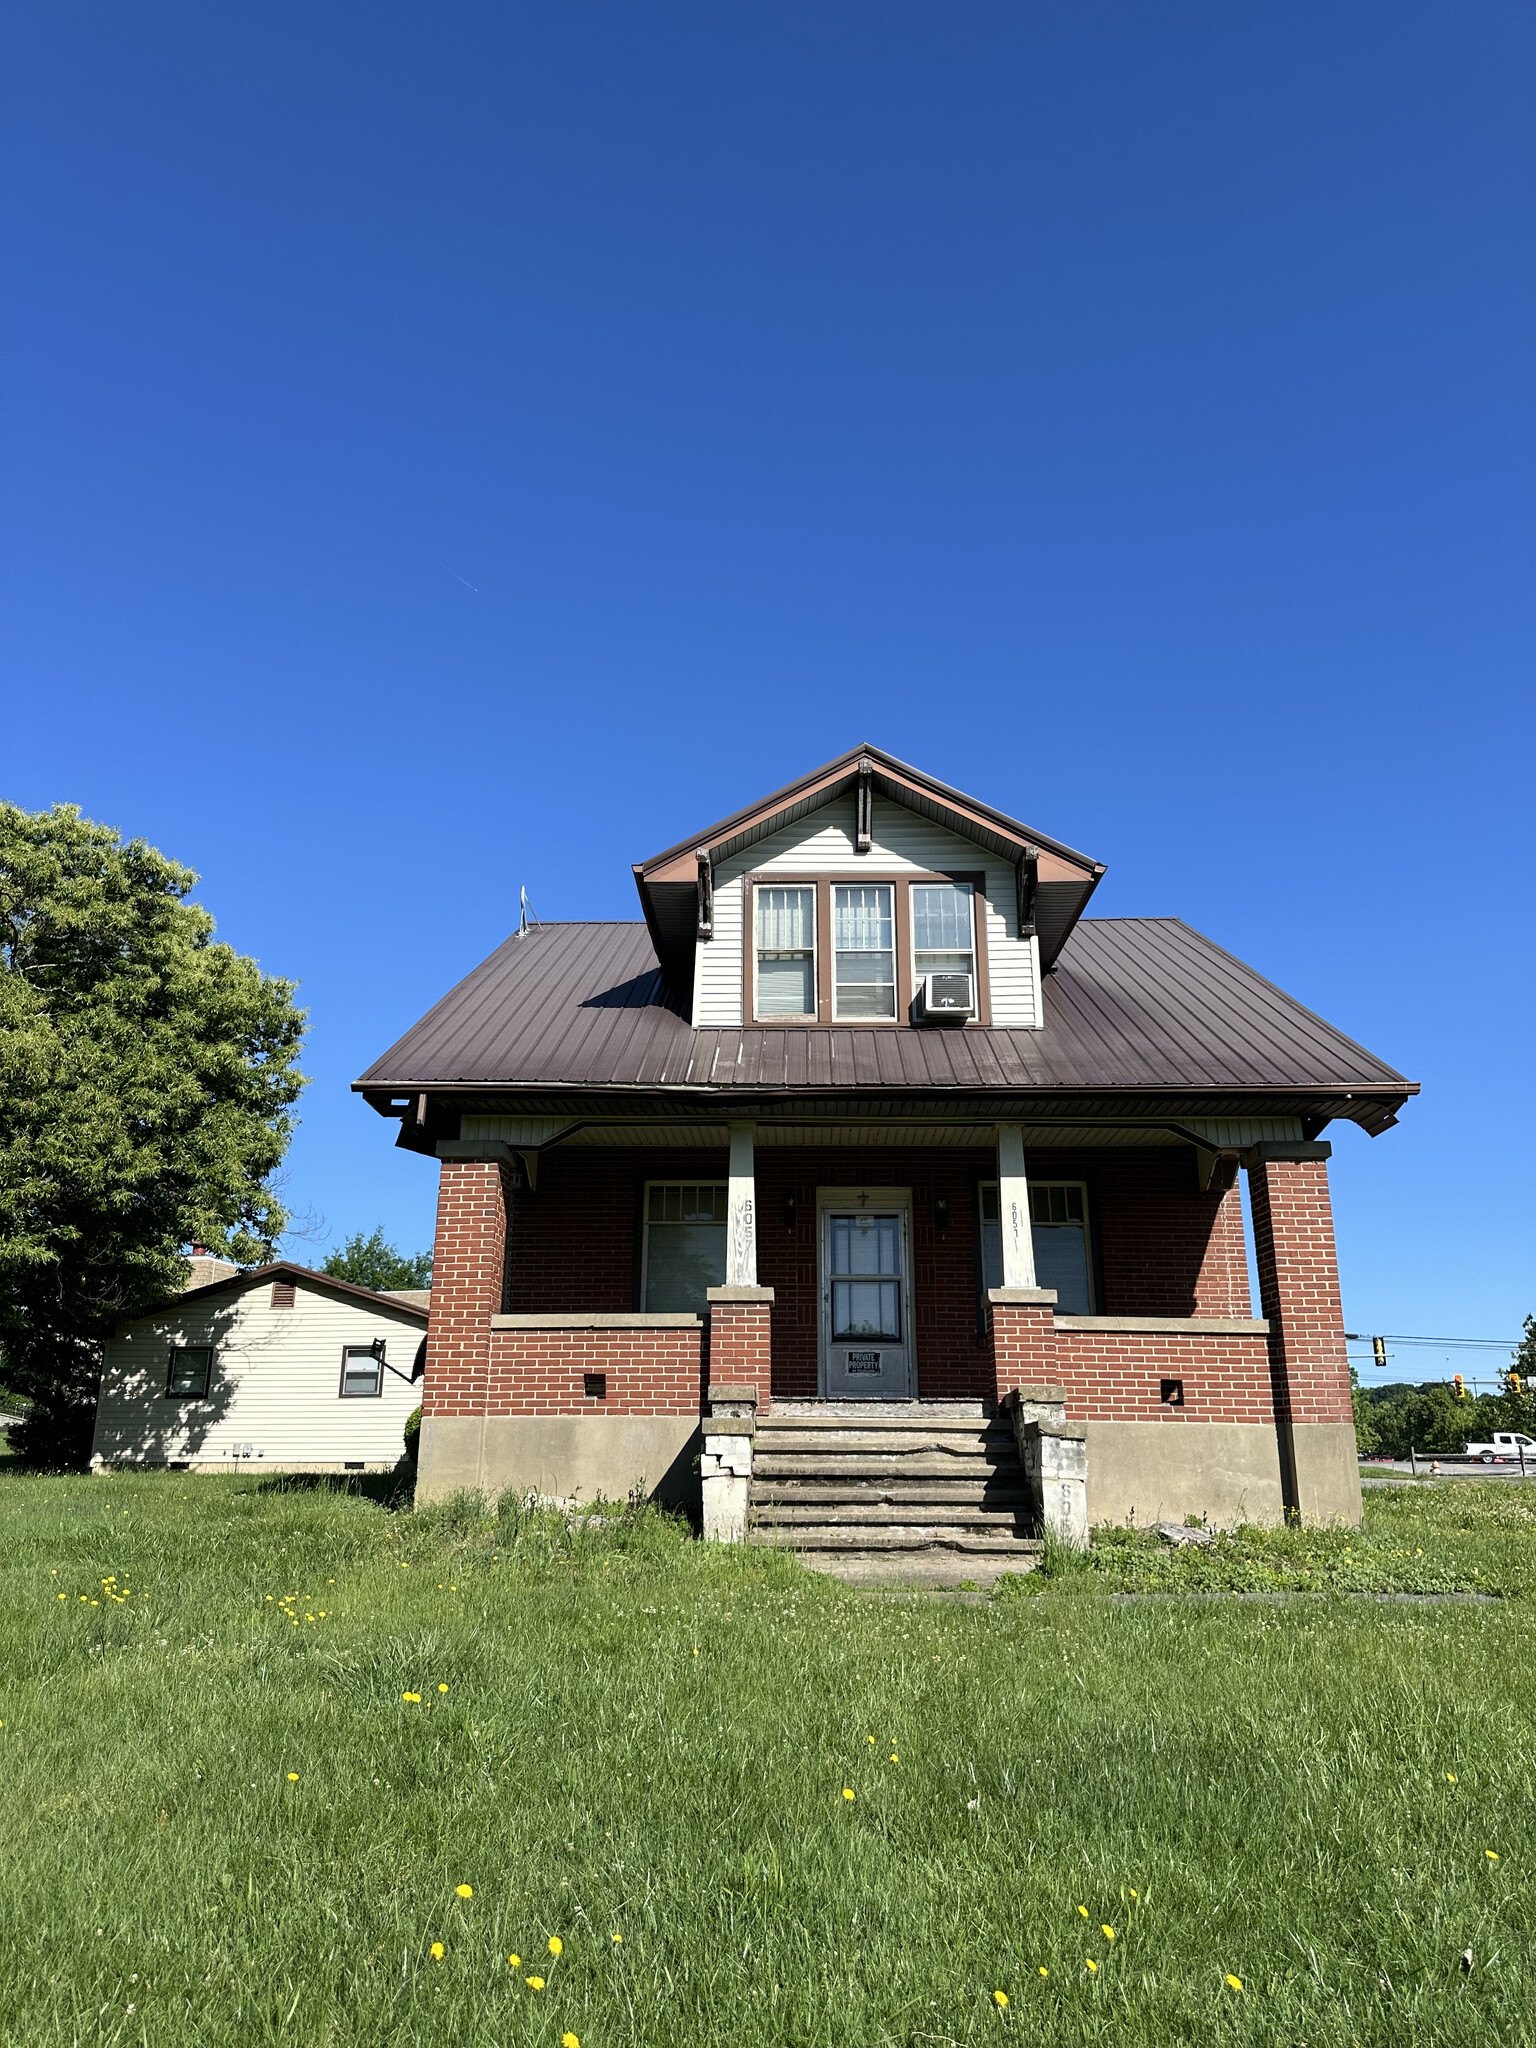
[0,804,307,1462]
[1354,1377,1536,1460]
[323,1228,432,1293]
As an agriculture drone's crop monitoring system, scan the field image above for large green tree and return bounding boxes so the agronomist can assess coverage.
[0,804,307,1463]
[324,1228,432,1292]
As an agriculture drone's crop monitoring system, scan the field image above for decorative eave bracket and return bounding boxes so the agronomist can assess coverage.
[855,758,874,853]
[695,848,714,940]
[1015,845,1039,940]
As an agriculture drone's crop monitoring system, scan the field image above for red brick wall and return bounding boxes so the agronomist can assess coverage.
[1247,1156,1353,1426]
[1091,1151,1251,1317]
[1053,1328,1276,1424]
[484,1327,704,1417]
[423,1161,510,1420]
[705,1299,774,1409]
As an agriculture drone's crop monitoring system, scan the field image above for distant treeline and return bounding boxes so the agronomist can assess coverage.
[1354,1380,1533,1460]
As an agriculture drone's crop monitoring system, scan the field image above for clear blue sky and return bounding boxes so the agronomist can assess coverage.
[4,3,1532,1377]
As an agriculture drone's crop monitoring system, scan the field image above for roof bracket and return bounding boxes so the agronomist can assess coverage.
[695,849,714,940]
[855,761,873,853]
[1015,846,1038,940]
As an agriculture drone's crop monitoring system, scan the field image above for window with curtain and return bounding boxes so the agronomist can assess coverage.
[642,1184,728,1311]
[829,1214,903,1338]
[979,1181,1094,1313]
[911,881,975,989]
[833,884,895,1019]
[755,885,817,1018]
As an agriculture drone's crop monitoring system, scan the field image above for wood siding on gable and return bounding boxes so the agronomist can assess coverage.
[91,1283,425,1468]
[692,794,1042,1030]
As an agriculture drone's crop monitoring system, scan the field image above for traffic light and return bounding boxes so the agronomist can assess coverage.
[1372,1337,1387,1369]
[1509,1373,1523,1397]
[1453,1373,1466,1400]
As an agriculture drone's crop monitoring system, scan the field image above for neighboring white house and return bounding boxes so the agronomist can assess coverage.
[90,1262,430,1474]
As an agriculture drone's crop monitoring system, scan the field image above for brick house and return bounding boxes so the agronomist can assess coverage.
[357,745,1415,1560]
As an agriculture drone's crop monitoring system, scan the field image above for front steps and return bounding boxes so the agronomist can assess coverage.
[747,1402,1043,1587]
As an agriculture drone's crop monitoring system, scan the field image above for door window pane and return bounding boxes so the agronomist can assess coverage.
[755,886,816,1018]
[830,1214,902,1338]
[644,1184,727,1311]
[911,882,976,982]
[833,885,895,1019]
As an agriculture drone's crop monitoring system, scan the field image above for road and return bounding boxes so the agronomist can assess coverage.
[1360,1457,1536,1484]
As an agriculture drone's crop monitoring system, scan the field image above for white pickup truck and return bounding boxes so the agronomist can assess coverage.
[1462,1432,1536,1465]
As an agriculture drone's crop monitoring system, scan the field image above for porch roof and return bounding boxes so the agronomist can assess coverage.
[356,916,1416,1137]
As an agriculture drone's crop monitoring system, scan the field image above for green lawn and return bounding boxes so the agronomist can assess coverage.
[0,1474,1531,2046]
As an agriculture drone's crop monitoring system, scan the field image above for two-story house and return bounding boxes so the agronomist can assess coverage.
[356,745,1415,1568]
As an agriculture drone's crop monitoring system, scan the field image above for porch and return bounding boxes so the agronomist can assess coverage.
[416,1115,1363,1536]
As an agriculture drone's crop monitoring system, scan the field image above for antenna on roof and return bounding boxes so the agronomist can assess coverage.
[518,886,540,938]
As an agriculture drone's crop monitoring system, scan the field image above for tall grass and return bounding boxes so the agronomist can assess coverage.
[0,1471,1529,2045]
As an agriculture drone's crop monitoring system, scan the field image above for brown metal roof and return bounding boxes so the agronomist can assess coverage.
[355,919,1416,1130]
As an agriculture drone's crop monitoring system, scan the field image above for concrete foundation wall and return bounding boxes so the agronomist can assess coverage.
[1290,1422,1365,1526]
[1085,1421,1288,1529]
[417,1413,700,1509]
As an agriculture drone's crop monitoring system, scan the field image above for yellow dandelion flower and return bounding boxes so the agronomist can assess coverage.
[1077,1905,1088,1919]
[1102,1925,1115,1941]
[842,1788,856,1801]
[992,1989,1009,2008]
[525,1975,545,1990]
[1446,1772,1457,1783]
[286,1773,299,1782]
[890,1753,899,1763]
[508,1954,521,1968]
[611,1932,622,1944]
[1085,1958,1098,1974]
[1128,1889,1138,1900]
[438,1683,449,1693]
[429,1942,444,1961]
[563,2035,580,2048]
[57,1593,65,1601]
[402,1692,422,1704]
[1037,1967,1048,1978]
[1485,1850,1499,1862]
[1225,1974,1243,1991]
[548,1935,563,1955]
[456,1884,473,1899]
[867,1736,875,1745]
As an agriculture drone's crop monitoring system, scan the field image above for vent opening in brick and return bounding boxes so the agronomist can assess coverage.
[1160,1377,1185,1408]
[583,1372,608,1401]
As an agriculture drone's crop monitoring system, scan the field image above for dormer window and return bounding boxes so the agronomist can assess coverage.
[911,882,976,996]
[754,886,817,1019]
[833,884,896,1020]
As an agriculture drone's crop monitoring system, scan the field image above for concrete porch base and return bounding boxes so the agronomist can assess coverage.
[416,1414,700,1509]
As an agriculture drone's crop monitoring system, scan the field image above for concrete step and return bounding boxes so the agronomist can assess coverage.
[754,1429,1012,1457]
[754,1453,1016,1481]
[752,1477,1029,1508]
[751,1500,1028,1529]
[750,1524,1044,1556]
[761,1407,992,1431]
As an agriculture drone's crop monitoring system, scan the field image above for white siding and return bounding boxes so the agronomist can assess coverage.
[91,1279,427,1471]
[692,794,1042,1029]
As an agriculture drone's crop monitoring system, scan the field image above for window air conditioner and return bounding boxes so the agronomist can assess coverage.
[917,972,974,1022]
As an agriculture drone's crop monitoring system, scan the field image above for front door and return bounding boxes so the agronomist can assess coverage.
[818,1189,914,1399]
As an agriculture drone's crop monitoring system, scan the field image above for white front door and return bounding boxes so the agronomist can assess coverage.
[818,1189,914,1400]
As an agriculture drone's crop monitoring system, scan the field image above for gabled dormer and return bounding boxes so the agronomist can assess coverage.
[632,744,1105,1030]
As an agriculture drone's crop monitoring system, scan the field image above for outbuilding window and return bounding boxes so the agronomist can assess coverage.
[979,1180,1095,1314]
[641,1183,727,1312]
[166,1346,213,1398]
[339,1344,385,1398]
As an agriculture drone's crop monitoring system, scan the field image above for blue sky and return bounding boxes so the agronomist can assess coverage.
[4,3,1532,1377]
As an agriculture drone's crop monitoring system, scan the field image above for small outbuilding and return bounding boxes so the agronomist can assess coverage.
[90,1262,429,1475]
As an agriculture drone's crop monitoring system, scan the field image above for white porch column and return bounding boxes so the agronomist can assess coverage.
[996,1124,1037,1289]
[726,1121,758,1286]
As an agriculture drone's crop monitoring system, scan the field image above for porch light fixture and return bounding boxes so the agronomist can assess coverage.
[782,1193,797,1230]
[934,1194,949,1230]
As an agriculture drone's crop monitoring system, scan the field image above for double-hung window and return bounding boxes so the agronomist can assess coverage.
[642,1183,727,1311]
[979,1181,1094,1313]
[833,884,895,1019]
[911,881,976,993]
[166,1346,213,1398]
[755,885,817,1019]
[340,1344,385,1398]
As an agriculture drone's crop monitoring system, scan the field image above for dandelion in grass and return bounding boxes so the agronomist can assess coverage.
[1085,1958,1098,1974]
[456,1885,473,1899]
[890,1753,899,1764]
[992,1990,1009,2008]
[508,1955,521,1968]
[1037,1967,1048,1978]
[286,1773,299,1783]
[563,2035,580,2047]
[1101,1925,1115,1942]
[548,1936,563,1955]
[1446,1773,1457,1784]
[843,1788,855,1801]
[437,1683,448,1694]
[611,1933,622,1944]
[1485,1851,1499,1862]
[429,1943,444,1961]
[402,1692,422,1704]
[525,1975,545,1990]
[1225,1974,1243,1991]
[1128,1889,1138,1901]
[1076,1906,1088,1919]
